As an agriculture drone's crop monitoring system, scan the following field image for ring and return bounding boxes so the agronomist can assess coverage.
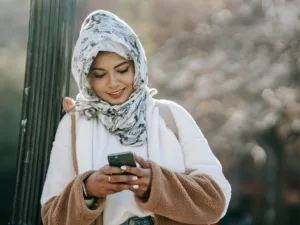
[108,176,111,183]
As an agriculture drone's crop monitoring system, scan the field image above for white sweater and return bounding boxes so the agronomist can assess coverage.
[41,98,231,225]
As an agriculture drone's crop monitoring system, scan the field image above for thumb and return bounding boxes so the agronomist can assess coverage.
[134,153,150,168]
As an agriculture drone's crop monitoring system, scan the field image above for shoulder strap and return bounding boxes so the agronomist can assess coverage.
[155,101,179,140]
[62,97,79,176]
[70,111,79,176]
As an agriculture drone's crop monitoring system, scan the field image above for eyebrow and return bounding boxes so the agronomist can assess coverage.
[90,60,131,71]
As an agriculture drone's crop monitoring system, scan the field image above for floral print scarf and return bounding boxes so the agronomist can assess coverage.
[71,10,152,146]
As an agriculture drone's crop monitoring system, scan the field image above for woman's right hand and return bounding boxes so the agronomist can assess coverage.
[84,165,138,198]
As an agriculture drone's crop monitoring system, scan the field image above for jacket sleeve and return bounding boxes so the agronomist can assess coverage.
[42,171,105,225]
[135,100,231,224]
[40,114,104,224]
[135,161,226,224]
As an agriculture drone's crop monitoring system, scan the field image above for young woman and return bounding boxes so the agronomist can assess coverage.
[41,10,231,225]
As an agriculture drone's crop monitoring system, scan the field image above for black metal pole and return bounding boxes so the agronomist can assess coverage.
[10,0,77,224]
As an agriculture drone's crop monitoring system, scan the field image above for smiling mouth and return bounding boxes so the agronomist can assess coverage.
[109,88,125,95]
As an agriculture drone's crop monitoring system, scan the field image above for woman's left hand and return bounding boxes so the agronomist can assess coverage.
[121,153,152,198]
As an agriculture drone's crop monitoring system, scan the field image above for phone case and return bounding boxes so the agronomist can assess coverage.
[107,151,137,168]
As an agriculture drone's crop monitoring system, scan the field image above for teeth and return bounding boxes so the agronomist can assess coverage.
[110,89,124,95]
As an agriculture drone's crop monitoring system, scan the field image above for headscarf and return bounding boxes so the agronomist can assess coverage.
[72,10,154,146]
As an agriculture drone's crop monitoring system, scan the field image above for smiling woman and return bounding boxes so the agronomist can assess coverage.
[88,52,135,105]
[41,10,231,225]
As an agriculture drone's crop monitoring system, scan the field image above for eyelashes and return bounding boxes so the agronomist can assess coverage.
[93,67,130,78]
[94,74,105,78]
[119,67,129,74]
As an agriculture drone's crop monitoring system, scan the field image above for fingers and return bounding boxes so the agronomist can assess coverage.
[129,185,140,191]
[91,163,151,197]
[133,153,151,168]
[106,178,146,193]
[108,175,138,183]
[101,165,123,175]
[128,180,150,198]
[108,183,131,192]
[120,166,147,177]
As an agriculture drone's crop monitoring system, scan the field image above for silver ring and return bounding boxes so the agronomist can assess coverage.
[108,176,111,183]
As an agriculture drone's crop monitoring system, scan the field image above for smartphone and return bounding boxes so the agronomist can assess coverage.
[107,151,137,169]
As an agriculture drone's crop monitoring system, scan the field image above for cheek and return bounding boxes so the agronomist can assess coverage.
[127,71,135,87]
[90,79,105,92]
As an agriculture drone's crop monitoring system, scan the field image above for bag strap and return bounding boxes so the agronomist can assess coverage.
[62,97,179,176]
[155,101,179,140]
[70,111,79,176]
[63,97,79,176]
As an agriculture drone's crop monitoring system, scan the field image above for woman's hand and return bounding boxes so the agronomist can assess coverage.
[121,153,152,199]
[84,165,138,198]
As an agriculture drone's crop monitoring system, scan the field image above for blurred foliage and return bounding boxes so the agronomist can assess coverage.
[147,0,300,224]
[0,0,29,48]
[1,0,300,224]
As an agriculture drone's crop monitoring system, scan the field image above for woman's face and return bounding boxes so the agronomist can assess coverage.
[88,52,135,105]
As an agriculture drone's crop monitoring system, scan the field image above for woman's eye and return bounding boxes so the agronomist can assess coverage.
[118,67,129,74]
[94,74,105,78]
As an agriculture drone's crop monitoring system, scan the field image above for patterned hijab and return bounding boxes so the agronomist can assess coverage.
[72,10,154,146]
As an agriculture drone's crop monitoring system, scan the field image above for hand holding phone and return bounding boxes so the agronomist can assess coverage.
[106,152,152,198]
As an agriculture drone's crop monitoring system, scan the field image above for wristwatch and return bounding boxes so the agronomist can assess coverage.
[82,181,94,200]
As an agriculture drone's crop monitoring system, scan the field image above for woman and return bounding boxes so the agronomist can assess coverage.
[41,10,231,225]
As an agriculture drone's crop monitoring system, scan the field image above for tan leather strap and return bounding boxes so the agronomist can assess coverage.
[62,97,79,176]
[70,111,79,176]
[155,101,179,140]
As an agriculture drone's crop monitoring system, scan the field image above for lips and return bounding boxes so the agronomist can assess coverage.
[108,88,125,98]
[110,88,125,95]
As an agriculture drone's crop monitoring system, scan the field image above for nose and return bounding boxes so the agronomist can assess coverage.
[108,73,120,88]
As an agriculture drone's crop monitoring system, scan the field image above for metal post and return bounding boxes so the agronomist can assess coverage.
[10,0,77,224]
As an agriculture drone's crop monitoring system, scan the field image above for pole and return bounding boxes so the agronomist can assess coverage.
[10,0,77,224]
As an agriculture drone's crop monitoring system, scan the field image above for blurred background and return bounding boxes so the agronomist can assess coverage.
[1,0,300,224]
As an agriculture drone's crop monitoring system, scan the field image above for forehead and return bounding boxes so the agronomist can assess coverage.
[92,52,127,67]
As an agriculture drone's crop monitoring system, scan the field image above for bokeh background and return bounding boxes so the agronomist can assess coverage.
[1,0,300,224]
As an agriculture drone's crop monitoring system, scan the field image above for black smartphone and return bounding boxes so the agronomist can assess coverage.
[107,151,137,169]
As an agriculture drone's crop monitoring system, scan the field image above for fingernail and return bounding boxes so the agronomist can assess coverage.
[132,176,138,181]
[133,185,139,190]
[121,166,127,171]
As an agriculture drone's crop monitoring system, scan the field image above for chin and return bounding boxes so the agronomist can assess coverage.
[106,95,130,105]
[107,99,127,105]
